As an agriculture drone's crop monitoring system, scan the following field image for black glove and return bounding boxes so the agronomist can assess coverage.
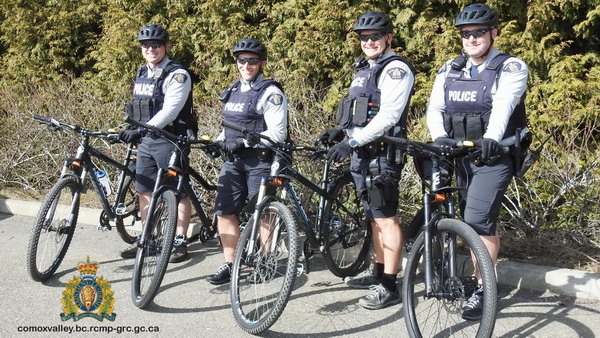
[118,129,142,144]
[246,132,261,147]
[327,140,353,162]
[220,138,245,154]
[318,127,344,145]
[433,137,456,155]
[476,138,500,162]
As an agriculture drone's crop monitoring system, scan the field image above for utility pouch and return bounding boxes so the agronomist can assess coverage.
[365,159,386,208]
[336,96,354,128]
[464,114,486,140]
[451,114,467,140]
[352,95,371,127]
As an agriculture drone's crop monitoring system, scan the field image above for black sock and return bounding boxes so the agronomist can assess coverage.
[373,262,384,280]
[381,273,397,292]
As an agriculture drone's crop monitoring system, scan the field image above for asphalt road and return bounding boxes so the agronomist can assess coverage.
[2,213,600,337]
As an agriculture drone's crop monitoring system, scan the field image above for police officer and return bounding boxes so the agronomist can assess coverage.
[119,24,196,263]
[206,38,288,285]
[426,3,528,320]
[319,11,415,310]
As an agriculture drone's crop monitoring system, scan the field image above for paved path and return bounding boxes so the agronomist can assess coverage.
[2,213,599,337]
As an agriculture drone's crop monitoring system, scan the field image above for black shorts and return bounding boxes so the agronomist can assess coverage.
[135,137,180,193]
[214,157,270,216]
[455,155,514,236]
[350,152,403,220]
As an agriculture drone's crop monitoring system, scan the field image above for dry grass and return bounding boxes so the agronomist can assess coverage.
[500,227,600,273]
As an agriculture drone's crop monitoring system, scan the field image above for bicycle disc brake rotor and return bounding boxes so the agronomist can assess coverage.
[442,276,465,313]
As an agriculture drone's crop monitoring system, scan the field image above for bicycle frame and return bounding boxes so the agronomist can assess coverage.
[243,143,357,264]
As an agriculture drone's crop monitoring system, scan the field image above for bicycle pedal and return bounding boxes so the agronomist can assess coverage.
[96,225,110,232]
[296,261,307,276]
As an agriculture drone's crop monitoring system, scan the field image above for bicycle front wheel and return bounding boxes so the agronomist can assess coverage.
[230,201,299,334]
[115,175,141,244]
[403,218,497,338]
[27,177,80,281]
[322,171,371,277]
[131,189,177,308]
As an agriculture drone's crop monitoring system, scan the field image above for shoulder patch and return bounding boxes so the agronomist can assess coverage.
[268,94,283,106]
[173,73,187,83]
[387,67,406,80]
[503,62,522,73]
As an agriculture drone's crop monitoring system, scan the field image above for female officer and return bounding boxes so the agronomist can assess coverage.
[320,11,415,310]
[206,39,288,285]
[426,3,528,320]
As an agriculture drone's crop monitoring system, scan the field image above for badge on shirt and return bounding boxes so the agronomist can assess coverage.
[387,67,406,80]
[173,73,187,83]
[268,94,283,106]
[503,62,522,73]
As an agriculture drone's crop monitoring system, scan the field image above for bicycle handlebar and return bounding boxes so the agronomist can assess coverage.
[379,130,526,160]
[125,116,210,145]
[33,114,122,141]
[221,120,323,155]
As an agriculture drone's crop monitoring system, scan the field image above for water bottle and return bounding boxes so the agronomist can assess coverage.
[96,170,112,196]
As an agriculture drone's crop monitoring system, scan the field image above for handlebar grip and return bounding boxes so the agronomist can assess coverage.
[221,120,247,133]
[380,135,409,146]
[32,114,49,122]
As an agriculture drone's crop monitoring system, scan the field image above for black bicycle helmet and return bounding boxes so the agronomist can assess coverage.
[233,38,267,59]
[137,24,169,43]
[353,11,394,33]
[454,3,498,28]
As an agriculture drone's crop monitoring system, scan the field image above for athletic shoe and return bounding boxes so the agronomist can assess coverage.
[358,284,401,310]
[344,269,379,289]
[461,284,484,320]
[170,235,188,263]
[207,262,232,285]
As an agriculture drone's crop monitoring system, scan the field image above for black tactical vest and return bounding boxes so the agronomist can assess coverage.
[336,55,415,136]
[220,78,283,140]
[129,61,195,135]
[442,54,527,140]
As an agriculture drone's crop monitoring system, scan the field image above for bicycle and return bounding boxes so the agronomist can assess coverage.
[123,117,221,309]
[380,132,526,338]
[27,115,140,282]
[223,121,371,334]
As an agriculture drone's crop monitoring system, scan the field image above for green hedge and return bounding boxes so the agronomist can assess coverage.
[0,0,598,235]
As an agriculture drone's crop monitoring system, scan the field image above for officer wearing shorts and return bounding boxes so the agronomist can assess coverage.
[119,24,196,263]
[426,3,528,320]
[319,11,415,310]
[206,38,288,285]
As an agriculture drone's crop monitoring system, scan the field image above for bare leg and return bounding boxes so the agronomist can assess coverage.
[372,216,404,275]
[217,214,240,262]
[177,196,191,237]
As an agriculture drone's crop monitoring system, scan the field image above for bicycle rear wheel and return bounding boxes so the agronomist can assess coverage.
[322,171,371,277]
[115,175,141,244]
[27,177,80,281]
[403,218,497,338]
[131,189,177,308]
[230,201,299,334]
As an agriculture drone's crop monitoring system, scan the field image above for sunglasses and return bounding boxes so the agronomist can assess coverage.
[359,32,387,42]
[459,28,492,39]
[141,41,164,49]
[236,56,263,65]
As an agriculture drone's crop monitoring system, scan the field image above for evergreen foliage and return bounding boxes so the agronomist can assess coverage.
[0,0,598,261]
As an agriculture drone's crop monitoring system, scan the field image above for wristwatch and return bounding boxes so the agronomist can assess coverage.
[348,139,360,148]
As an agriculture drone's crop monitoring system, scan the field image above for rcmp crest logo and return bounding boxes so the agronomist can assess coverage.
[60,257,116,321]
